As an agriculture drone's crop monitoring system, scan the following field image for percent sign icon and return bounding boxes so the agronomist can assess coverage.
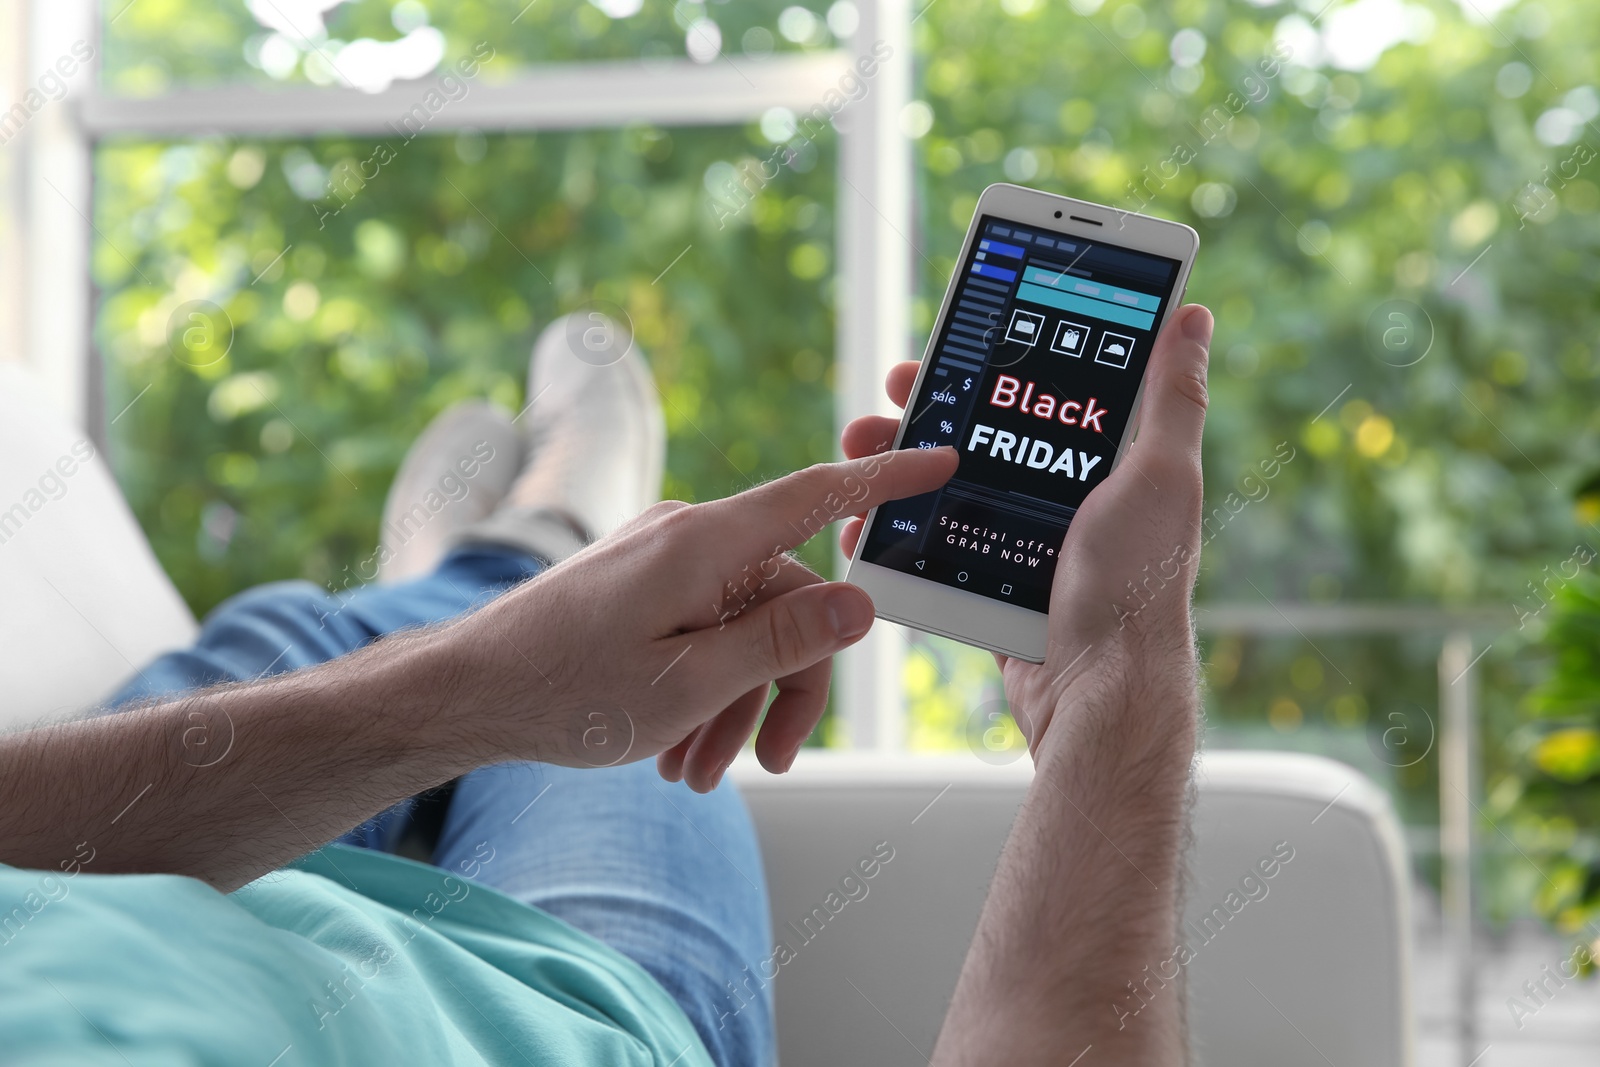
[940,420,954,433]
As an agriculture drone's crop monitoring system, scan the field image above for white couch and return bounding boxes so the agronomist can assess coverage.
[1,367,1414,1064]
[0,365,196,729]
[734,750,1413,1066]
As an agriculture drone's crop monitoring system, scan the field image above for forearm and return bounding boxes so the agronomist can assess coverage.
[0,626,497,892]
[934,658,1200,1066]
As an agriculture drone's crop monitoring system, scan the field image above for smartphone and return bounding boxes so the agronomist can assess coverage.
[846,183,1199,663]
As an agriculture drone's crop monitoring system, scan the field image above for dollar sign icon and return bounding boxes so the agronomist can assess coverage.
[963,377,972,391]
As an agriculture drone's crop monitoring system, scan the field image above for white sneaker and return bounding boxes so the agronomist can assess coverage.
[378,401,523,583]
[453,313,665,564]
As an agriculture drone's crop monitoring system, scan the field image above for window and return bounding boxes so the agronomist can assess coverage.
[26,0,913,746]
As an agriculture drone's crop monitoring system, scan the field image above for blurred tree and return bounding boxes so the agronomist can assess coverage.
[1503,566,1600,939]
[98,127,839,611]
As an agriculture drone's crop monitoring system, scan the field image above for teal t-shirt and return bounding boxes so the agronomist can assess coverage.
[0,845,712,1067]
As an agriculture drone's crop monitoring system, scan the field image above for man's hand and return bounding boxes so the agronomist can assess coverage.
[0,446,956,888]
[446,447,959,792]
[839,305,1214,763]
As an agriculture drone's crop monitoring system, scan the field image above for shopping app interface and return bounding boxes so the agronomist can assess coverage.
[860,214,1182,613]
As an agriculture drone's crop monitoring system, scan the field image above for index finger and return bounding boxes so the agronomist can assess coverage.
[697,446,959,564]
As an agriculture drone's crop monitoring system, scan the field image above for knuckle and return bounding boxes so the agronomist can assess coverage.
[645,499,693,521]
[804,459,848,485]
[614,498,689,538]
[786,462,834,499]
[758,599,809,673]
[651,501,701,539]
[630,502,701,569]
[767,461,844,517]
[1172,363,1210,414]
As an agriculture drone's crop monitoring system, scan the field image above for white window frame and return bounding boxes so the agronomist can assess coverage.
[3,0,914,749]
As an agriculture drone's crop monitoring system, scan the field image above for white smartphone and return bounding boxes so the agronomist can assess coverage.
[846,183,1200,663]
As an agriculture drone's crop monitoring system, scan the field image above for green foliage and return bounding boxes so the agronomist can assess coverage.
[1499,571,1600,930]
[97,127,838,613]
[908,0,1600,606]
[101,0,833,94]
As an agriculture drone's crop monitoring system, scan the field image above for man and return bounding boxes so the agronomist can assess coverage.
[0,302,1213,1066]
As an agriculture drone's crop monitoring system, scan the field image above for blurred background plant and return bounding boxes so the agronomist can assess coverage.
[1500,554,1600,943]
[93,0,1600,922]
[97,127,839,608]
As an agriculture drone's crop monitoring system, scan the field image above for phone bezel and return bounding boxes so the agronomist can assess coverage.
[845,182,1200,663]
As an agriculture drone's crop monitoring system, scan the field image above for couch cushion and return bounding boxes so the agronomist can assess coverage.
[731,749,1411,1066]
[0,365,196,729]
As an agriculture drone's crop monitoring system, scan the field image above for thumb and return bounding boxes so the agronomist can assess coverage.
[1130,304,1213,463]
[699,582,874,698]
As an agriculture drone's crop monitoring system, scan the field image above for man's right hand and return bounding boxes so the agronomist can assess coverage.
[0,418,961,890]
[444,446,959,791]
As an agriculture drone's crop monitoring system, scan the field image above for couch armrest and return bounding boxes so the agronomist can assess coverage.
[731,749,1412,1066]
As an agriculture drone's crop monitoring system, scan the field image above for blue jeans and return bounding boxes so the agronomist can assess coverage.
[107,546,775,1067]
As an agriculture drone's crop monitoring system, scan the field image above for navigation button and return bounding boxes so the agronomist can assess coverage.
[1001,584,1013,595]
[1095,331,1137,369]
[914,560,926,571]
[1005,309,1045,347]
[1050,320,1091,358]
[957,571,969,583]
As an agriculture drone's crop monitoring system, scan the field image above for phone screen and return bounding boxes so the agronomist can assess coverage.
[858,213,1183,613]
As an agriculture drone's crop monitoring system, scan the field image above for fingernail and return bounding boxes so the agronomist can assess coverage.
[826,588,874,640]
[1181,305,1214,344]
